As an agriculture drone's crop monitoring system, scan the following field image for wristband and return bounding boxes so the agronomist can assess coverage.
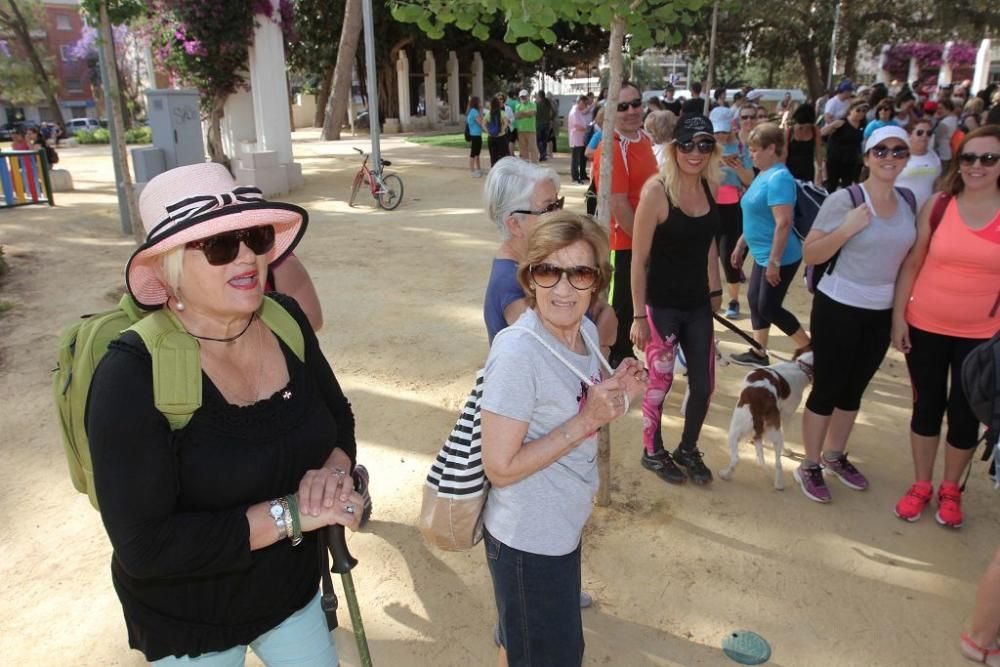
[709,289,723,298]
[284,494,303,546]
[633,315,647,320]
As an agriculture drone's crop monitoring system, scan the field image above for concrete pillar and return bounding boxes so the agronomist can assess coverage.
[447,50,460,123]
[906,57,920,85]
[397,50,411,130]
[472,52,484,104]
[248,0,301,190]
[877,45,891,85]
[423,50,436,128]
[972,39,992,94]
[938,42,954,88]
[221,86,256,163]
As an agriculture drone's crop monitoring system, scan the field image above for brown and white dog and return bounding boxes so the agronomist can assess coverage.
[718,351,814,489]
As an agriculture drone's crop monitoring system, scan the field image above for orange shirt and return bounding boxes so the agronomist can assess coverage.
[592,131,658,251]
[906,199,1000,339]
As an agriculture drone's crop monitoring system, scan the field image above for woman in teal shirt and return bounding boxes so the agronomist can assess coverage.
[862,100,899,141]
[730,123,812,365]
[467,96,486,177]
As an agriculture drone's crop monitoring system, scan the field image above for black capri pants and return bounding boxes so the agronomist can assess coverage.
[470,135,483,158]
[805,290,891,416]
[747,261,802,334]
[487,135,509,166]
[905,325,986,450]
[715,203,744,285]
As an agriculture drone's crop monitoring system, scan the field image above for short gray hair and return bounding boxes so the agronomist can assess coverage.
[483,158,560,240]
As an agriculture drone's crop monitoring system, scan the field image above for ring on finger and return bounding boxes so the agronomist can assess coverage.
[345,503,355,514]
[331,467,347,476]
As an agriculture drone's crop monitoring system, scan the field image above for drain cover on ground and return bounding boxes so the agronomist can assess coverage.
[721,630,771,665]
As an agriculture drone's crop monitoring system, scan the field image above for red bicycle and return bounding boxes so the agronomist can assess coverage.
[349,147,404,210]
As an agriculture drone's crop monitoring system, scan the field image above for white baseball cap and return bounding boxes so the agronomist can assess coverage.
[709,106,734,133]
[518,89,529,98]
[864,125,910,153]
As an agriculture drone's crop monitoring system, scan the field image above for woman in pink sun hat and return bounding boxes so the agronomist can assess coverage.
[87,162,366,664]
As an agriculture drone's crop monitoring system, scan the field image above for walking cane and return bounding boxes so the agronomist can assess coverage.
[324,523,373,667]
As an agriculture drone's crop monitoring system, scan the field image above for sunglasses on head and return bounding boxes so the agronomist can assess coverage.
[617,98,643,112]
[958,152,1000,167]
[186,225,276,265]
[511,197,565,217]
[529,263,599,290]
[676,139,716,154]
[869,145,909,160]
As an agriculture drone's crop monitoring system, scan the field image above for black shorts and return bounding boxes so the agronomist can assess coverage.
[470,136,483,157]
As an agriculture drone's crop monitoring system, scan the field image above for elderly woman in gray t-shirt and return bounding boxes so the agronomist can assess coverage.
[795,125,918,505]
[480,211,646,667]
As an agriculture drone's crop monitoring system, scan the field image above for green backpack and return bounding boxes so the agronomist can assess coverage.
[54,293,305,510]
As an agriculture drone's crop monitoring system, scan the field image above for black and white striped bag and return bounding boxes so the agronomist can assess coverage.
[418,369,489,551]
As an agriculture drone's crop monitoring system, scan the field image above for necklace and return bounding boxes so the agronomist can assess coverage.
[187,314,255,343]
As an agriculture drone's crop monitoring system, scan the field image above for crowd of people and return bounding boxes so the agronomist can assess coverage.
[81,75,998,667]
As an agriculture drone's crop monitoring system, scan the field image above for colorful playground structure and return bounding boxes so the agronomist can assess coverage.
[1,149,55,209]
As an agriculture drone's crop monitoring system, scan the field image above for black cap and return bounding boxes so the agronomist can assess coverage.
[673,114,714,143]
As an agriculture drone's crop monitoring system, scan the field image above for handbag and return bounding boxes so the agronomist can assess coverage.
[418,325,613,551]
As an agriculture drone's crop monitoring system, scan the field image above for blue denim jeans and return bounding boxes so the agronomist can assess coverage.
[485,527,584,667]
[152,591,338,666]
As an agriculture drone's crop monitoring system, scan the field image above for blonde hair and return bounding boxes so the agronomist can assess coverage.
[644,110,677,145]
[659,140,723,204]
[748,122,786,157]
[964,97,984,115]
[516,211,612,307]
[160,246,185,298]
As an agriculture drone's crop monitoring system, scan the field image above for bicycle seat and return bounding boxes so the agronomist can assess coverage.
[380,159,392,167]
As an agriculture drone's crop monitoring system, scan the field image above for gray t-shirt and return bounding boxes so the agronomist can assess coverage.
[812,186,917,309]
[481,309,603,556]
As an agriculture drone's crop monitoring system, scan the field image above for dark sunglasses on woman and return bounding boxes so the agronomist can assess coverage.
[958,152,1000,167]
[186,225,276,265]
[529,263,599,290]
[869,145,909,160]
[676,139,716,155]
[617,98,643,112]
[512,197,565,216]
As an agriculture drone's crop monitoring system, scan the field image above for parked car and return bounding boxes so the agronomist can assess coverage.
[65,118,102,136]
[0,122,28,142]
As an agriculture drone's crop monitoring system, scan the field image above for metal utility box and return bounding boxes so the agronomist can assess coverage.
[146,89,205,170]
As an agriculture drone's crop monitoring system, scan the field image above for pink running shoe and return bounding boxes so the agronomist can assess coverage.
[936,481,963,528]
[894,481,933,522]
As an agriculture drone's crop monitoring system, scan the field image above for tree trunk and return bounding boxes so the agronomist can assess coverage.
[98,0,141,243]
[206,93,229,169]
[798,46,825,101]
[314,63,335,128]
[594,14,626,509]
[322,0,362,140]
[4,0,65,127]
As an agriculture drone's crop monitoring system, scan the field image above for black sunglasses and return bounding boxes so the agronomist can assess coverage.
[617,98,643,112]
[512,197,565,216]
[740,115,755,121]
[958,152,1000,167]
[186,225,276,265]
[913,129,930,137]
[869,145,909,160]
[529,263,599,290]
[676,139,716,154]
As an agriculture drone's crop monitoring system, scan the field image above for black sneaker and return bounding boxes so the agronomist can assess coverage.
[730,348,770,367]
[672,446,713,485]
[641,450,687,484]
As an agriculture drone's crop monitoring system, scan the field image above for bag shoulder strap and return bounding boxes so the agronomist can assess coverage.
[929,192,951,234]
[505,324,612,384]
[258,295,305,362]
[128,309,202,431]
[894,186,918,217]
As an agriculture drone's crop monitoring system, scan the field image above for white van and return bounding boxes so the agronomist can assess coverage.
[66,118,102,135]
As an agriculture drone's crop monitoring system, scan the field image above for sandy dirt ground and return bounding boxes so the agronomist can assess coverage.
[0,130,997,667]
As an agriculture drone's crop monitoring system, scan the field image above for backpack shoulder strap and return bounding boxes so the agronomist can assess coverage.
[258,295,305,362]
[128,309,202,431]
[894,186,918,217]
[929,192,951,234]
[846,184,864,208]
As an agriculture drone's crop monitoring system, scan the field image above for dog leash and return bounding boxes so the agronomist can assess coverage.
[712,312,766,353]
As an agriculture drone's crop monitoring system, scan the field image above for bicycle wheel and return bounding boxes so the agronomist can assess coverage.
[349,170,369,207]
[376,173,404,210]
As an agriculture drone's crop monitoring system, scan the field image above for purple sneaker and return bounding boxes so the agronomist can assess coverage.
[821,452,868,490]
[794,464,831,503]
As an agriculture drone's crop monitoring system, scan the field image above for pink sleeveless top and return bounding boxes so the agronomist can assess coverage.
[906,198,1000,339]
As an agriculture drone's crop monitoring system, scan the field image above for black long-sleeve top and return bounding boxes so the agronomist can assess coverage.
[85,295,355,661]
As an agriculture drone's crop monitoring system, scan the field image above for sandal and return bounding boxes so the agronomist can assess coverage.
[961,633,1000,666]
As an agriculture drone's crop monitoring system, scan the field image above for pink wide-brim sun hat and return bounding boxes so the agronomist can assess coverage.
[126,163,308,308]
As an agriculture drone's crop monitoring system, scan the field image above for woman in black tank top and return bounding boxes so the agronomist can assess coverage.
[629,114,724,487]
[786,104,821,182]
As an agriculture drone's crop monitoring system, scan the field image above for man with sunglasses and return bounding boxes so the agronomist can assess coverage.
[592,81,658,367]
[896,118,942,209]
